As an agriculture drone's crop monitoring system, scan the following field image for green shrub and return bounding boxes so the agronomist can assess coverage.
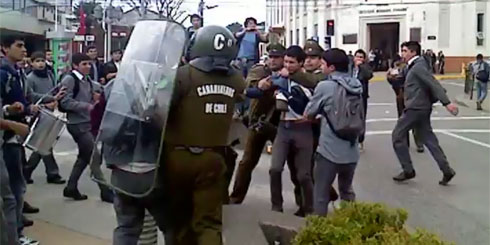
[293,202,453,245]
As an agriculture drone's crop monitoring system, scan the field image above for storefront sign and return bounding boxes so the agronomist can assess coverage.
[359,7,407,15]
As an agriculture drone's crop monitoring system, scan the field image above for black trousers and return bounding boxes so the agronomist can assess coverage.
[392,109,453,174]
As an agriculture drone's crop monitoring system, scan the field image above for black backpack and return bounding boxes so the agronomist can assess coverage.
[58,72,93,113]
[323,80,365,144]
[476,63,489,83]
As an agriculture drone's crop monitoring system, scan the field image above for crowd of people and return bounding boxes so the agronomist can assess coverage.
[0,14,468,245]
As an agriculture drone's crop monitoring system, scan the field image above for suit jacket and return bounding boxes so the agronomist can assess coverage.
[349,63,373,98]
[404,57,450,110]
[89,60,104,82]
[102,60,118,81]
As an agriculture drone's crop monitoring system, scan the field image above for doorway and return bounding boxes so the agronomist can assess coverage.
[368,22,400,71]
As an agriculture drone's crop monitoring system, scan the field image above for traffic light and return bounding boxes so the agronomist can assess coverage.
[326,19,334,36]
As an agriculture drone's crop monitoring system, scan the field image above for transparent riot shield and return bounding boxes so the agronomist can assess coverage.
[90,20,186,197]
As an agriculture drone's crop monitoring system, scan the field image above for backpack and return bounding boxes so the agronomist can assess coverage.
[323,80,365,144]
[58,72,93,113]
[476,62,489,83]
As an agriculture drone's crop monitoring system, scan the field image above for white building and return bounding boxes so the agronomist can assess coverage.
[266,0,489,73]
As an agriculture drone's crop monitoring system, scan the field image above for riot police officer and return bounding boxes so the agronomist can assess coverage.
[161,25,246,245]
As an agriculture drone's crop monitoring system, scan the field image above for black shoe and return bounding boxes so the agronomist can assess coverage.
[393,171,416,182]
[439,169,456,186]
[477,101,482,111]
[294,208,305,217]
[22,215,34,227]
[330,187,339,202]
[416,147,425,153]
[100,190,114,204]
[271,206,283,213]
[23,201,39,214]
[63,188,88,201]
[47,175,66,184]
[26,178,34,184]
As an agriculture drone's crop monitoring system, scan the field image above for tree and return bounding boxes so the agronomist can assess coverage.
[122,0,187,22]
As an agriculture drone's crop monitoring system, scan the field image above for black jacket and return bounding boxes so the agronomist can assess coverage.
[349,63,373,98]
[404,57,450,110]
[89,60,104,82]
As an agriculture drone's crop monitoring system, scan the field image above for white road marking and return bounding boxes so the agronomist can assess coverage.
[369,102,443,106]
[440,131,490,149]
[367,116,490,123]
[365,129,490,136]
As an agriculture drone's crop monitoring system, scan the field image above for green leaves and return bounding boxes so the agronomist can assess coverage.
[293,202,452,245]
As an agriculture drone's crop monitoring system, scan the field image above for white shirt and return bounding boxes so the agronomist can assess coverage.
[72,70,84,81]
[408,55,419,66]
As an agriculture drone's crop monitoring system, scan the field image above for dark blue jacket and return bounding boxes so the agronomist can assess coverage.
[0,58,31,141]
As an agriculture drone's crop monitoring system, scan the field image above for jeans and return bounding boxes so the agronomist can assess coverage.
[313,154,356,216]
[3,144,25,236]
[476,80,488,103]
[1,148,19,244]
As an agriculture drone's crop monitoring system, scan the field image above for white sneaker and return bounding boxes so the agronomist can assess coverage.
[19,236,40,245]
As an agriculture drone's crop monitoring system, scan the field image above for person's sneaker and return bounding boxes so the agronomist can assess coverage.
[63,188,88,201]
[294,208,305,217]
[19,236,39,245]
[22,215,34,227]
[439,169,456,186]
[476,101,482,111]
[47,175,66,185]
[25,178,34,184]
[393,171,416,182]
[23,201,40,214]
[416,146,425,153]
[359,143,365,153]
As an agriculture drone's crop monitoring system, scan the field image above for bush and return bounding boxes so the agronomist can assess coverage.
[293,202,453,245]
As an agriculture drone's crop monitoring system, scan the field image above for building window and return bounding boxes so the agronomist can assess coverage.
[296,29,299,44]
[304,27,307,42]
[477,13,484,46]
[304,0,307,12]
[296,0,299,13]
[314,0,318,8]
[314,24,318,38]
[290,30,293,46]
[410,28,421,42]
[343,34,358,44]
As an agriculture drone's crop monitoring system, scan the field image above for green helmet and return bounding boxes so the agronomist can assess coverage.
[189,25,238,72]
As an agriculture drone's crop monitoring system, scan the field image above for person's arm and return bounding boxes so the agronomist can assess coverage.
[59,75,92,112]
[289,70,319,89]
[0,118,29,137]
[234,29,246,39]
[415,66,451,106]
[304,82,327,120]
[258,31,269,43]
[26,75,54,104]
[360,64,374,81]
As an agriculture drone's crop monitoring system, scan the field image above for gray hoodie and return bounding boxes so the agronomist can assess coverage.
[305,71,363,164]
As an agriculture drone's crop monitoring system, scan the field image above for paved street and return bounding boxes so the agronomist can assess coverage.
[23,79,489,244]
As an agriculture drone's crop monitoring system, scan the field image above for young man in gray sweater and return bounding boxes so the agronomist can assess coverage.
[24,51,66,184]
[60,53,113,202]
[304,48,362,216]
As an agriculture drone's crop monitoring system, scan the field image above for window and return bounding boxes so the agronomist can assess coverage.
[314,0,318,8]
[314,24,318,38]
[477,13,484,46]
[304,0,307,12]
[296,0,299,13]
[290,30,294,46]
[410,28,421,42]
[296,29,300,44]
[304,27,308,42]
[343,34,358,44]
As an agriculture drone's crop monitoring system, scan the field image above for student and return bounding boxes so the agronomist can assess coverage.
[304,48,362,216]
[24,51,66,184]
[59,53,113,203]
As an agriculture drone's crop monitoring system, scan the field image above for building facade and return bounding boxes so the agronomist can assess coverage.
[266,0,489,72]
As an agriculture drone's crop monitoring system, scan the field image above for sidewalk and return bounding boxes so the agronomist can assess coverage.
[24,220,111,245]
[371,72,463,82]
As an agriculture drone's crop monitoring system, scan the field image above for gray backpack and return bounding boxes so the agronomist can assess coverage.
[323,80,365,144]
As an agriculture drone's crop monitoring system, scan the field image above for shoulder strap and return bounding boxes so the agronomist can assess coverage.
[69,72,81,98]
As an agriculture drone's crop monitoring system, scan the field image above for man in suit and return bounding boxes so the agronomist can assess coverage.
[102,49,122,82]
[86,46,103,84]
[392,41,458,185]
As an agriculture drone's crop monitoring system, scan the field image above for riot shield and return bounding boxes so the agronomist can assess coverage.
[90,20,186,197]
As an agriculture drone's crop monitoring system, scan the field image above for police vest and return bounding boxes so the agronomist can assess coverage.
[164,65,246,147]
